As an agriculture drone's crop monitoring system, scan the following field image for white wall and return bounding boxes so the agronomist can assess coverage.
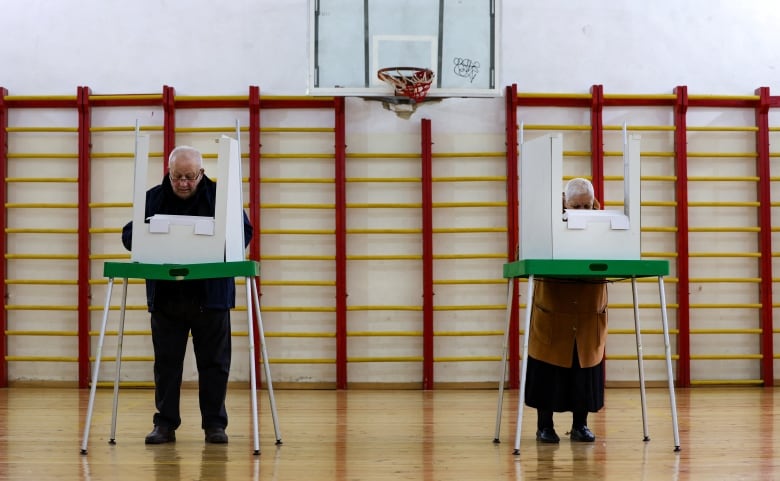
[2,0,778,386]
[4,0,780,96]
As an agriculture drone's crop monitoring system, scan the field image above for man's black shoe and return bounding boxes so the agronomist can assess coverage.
[570,425,596,442]
[535,427,560,443]
[145,425,176,444]
[205,426,229,444]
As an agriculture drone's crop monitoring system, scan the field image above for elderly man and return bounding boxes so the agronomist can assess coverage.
[122,145,253,445]
[525,177,607,444]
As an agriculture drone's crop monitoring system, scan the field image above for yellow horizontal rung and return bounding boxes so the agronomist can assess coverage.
[689,303,762,308]
[690,354,763,360]
[260,177,334,183]
[96,381,155,388]
[5,356,77,362]
[348,203,421,208]
[689,329,762,334]
[5,228,77,234]
[641,227,678,232]
[434,227,507,233]
[606,354,679,361]
[261,127,334,133]
[433,176,507,182]
[434,305,506,311]
[90,125,162,132]
[434,253,507,259]
[89,330,150,336]
[640,252,678,258]
[689,202,761,207]
[263,153,335,160]
[5,305,77,311]
[5,177,78,183]
[689,227,760,232]
[608,329,672,335]
[435,331,504,336]
[5,279,77,285]
[7,153,78,159]
[347,228,420,234]
[261,255,335,261]
[687,126,758,132]
[347,177,420,183]
[5,203,78,208]
[520,124,591,131]
[90,228,121,234]
[431,152,505,158]
[89,202,133,208]
[261,229,335,235]
[687,174,758,180]
[347,357,423,363]
[348,331,422,337]
[690,379,764,386]
[639,202,678,207]
[688,252,760,258]
[609,304,676,309]
[434,356,502,362]
[434,279,506,285]
[90,254,131,260]
[347,152,420,159]
[348,305,422,311]
[266,332,335,338]
[267,358,334,364]
[91,152,135,159]
[88,279,143,285]
[260,203,335,209]
[87,305,146,311]
[91,356,153,362]
[5,254,78,260]
[5,330,77,336]
[6,126,78,133]
[261,280,336,287]
[689,277,761,283]
[603,125,675,132]
[250,306,336,313]
[433,202,507,208]
[347,255,421,260]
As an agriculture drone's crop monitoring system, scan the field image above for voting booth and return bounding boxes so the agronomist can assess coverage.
[519,132,641,260]
[81,134,280,455]
[494,131,680,455]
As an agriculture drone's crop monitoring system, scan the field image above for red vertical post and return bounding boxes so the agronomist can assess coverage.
[162,85,176,172]
[673,86,690,387]
[505,84,520,388]
[421,118,434,389]
[248,86,263,384]
[0,87,8,387]
[77,86,92,388]
[333,97,348,389]
[589,85,605,201]
[754,86,774,386]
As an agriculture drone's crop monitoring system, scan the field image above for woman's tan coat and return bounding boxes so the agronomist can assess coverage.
[527,277,608,369]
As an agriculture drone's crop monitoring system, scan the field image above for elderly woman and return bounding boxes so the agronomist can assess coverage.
[525,177,607,443]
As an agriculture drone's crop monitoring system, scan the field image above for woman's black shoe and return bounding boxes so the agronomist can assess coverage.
[570,425,596,442]
[535,427,560,443]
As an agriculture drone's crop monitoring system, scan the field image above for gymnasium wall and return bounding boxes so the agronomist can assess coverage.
[2,0,780,387]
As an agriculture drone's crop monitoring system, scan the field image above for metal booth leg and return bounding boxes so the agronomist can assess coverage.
[493,277,514,443]
[80,277,116,454]
[513,275,535,455]
[109,278,129,444]
[657,277,681,451]
[631,277,651,441]
[248,276,282,453]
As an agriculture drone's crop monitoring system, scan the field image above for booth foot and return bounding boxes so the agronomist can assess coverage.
[492,438,500,444]
[512,449,520,455]
[80,449,87,455]
[275,439,283,446]
[253,449,260,456]
[643,436,650,442]
[674,446,681,452]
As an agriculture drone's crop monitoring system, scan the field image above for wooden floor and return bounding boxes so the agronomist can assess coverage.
[1,386,778,480]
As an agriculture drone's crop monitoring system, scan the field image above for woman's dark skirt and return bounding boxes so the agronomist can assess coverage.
[524,344,605,413]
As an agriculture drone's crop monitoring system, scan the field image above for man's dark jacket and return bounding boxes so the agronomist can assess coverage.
[121,174,253,312]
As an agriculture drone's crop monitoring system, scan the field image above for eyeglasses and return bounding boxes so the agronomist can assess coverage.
[169,171,202,184]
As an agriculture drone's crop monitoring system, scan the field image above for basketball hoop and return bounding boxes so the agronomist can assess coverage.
[377,67,435,103]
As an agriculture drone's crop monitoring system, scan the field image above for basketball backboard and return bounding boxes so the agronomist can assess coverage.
[309,0,500,98]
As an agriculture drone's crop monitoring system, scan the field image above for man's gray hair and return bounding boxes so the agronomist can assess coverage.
[168,145,203,170]
[564,177,594,201]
